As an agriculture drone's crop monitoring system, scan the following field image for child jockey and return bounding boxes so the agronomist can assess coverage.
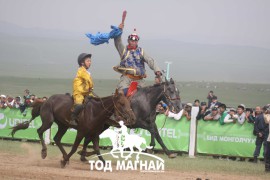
[70,53,94,126]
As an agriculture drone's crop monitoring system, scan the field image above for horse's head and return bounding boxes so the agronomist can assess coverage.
[113,89,136,125]
[162,78,182,113]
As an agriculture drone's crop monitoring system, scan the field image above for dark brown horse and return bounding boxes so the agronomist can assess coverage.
[11,89,135,168]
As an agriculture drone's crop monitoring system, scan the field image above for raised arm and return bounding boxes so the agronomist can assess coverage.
[114,23,125,58]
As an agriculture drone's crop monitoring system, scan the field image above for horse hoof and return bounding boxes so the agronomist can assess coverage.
[41,149,47,159]
[146,149,154,154]
[60,160,67,168]
[168,153,177,158]
[80,156,88,162]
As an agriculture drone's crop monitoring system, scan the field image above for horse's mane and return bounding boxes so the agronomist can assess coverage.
[88,95,113,101]
[137,82,166,94]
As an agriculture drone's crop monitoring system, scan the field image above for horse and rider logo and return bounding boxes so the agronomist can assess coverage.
[99,121,153,160]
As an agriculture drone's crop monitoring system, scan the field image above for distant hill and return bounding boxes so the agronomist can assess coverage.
[0,21,270,83]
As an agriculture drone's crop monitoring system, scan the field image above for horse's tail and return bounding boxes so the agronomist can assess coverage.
[10,99,44,137]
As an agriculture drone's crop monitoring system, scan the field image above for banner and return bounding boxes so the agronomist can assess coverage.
[50,114,191,152]
[132,114,190,152]
[0,108,42,140]
[0,109,261,157]
[197,120,262,158]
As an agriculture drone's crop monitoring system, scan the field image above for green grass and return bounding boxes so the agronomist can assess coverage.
[1,76,270,107]
[0,140,268,178]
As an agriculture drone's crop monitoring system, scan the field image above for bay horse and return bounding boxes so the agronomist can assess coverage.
[80,78,182,160]
[11,89,135,168]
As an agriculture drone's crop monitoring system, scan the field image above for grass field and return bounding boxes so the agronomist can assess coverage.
[0,140,268,179]
[1,76,270,108]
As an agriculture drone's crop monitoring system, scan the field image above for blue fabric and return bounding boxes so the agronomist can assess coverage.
[85,25,122,45]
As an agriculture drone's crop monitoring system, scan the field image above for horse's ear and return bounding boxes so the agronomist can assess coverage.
[115,89,119,96]
[170,78,174,84]
[165,77,169,84]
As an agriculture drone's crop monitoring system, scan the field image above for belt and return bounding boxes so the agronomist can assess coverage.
[125,74,146,80]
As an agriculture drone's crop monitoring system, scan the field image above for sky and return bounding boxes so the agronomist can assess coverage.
[0,0,270,49]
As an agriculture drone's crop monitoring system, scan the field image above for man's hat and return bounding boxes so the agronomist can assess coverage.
[186,103,192,107]
[201,102,207,106]
[238,104,245,110]
[0,95,6,98]
[78,53,92,66]
[230,108,236,112]
[212,107,218,111]
[128,28,140,41]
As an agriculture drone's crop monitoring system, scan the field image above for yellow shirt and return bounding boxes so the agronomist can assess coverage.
[73,66,94,96]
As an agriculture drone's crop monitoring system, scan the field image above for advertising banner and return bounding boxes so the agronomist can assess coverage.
[0,108,41,140]
[197,120,262,157]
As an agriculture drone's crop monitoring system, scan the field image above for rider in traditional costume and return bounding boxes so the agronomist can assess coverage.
[70,53,94,126]
[113,23,162,94]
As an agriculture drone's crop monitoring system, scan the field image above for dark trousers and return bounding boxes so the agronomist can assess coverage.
[265,141,270,171]
[253,136,267,157]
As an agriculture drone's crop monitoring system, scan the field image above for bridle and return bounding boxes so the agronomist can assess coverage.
[98,94,133,123]
[162,84,180,111]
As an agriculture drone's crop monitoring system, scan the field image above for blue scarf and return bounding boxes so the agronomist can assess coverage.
[85,25,122,46]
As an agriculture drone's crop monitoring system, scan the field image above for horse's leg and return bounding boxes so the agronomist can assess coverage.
[152,124,177,158]
[61,132,84,168]
[147,130,156,154]
[92,135,105,164]
[79,124,110,161]
[37,120,53,159]
[53,123,68,159]
[79,136,93,162]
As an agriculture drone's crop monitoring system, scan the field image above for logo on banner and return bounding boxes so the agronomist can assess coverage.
[89,121,165,172]
[0,113,7,129]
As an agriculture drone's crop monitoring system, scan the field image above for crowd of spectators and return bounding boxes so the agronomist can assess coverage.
[155,90,270,163]
[0,89,48,116]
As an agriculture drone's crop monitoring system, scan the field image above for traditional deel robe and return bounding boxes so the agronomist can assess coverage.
[73,66,94,104]
[114,35,160,89]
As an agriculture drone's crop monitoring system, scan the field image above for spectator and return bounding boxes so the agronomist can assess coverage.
[156,102,167,115]
[5,96,15,109]
[207,90,215,108]
[252,106,269,163]
[165,103,192,121]
[219,105,237,125]
[264,106,270,172]
[23,89,31,107]
[0,95,7,109]
[196,102,207,120]
[13,96,22,109]
[21,89,33,116]
[227,108,238,122]
[246,108,255,124]
[30,94,36,104]
[237,104,247,125]
[209,96,221,110]
[193,99,200,107]
[255,106,262,117]
[183,103,192,120]
[204,107,220,121]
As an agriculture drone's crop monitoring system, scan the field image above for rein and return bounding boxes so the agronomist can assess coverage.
[97,94,132,123]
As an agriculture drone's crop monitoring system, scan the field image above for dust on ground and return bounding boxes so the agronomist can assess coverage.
[0,143,266,180]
